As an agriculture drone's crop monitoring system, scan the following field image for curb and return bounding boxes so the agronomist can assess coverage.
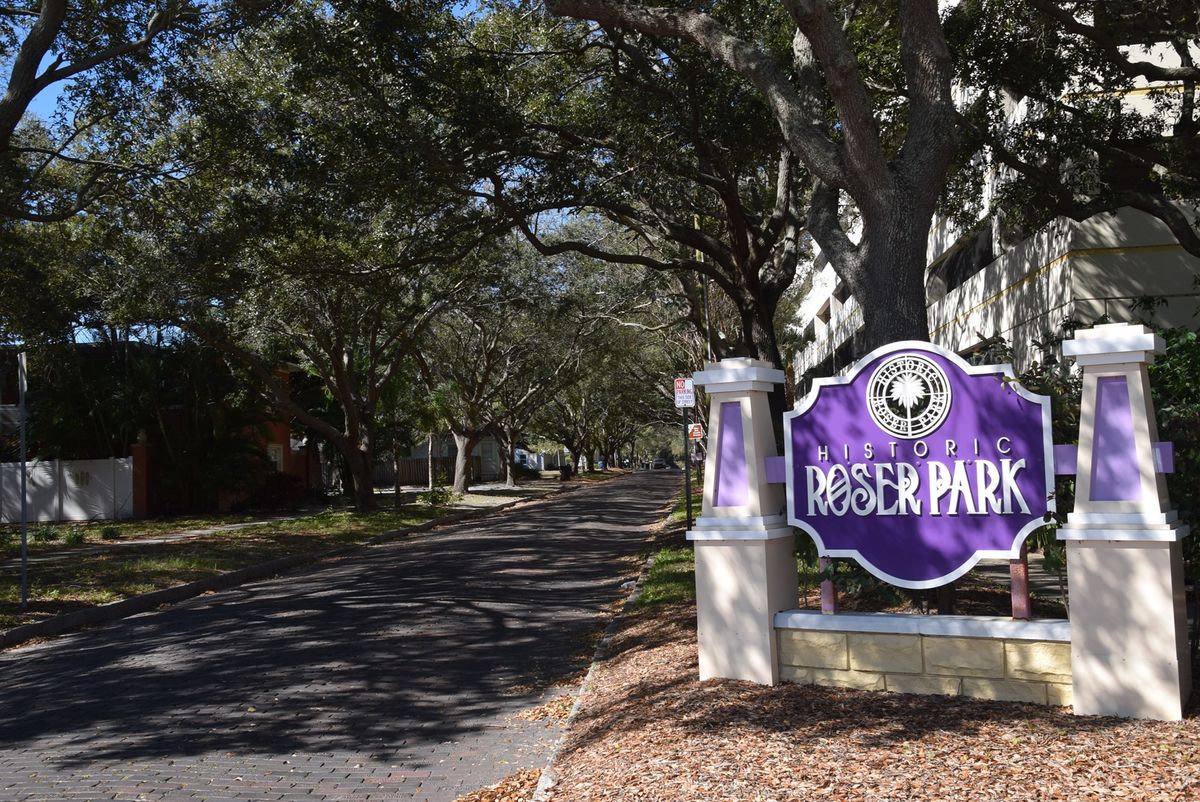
[531,485,681,802]
[0,479,597,651]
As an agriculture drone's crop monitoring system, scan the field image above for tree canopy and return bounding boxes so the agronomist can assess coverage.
[947,0,1200,259]
[2,0,1196,511]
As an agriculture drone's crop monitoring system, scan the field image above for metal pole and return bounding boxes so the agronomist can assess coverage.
[18,351,28,609]
[683,407,693,531]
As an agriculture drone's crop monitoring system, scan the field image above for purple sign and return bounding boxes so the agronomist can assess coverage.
[784,341,1054,589]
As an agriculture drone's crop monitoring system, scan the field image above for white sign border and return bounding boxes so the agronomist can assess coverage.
[783,339,1057,590]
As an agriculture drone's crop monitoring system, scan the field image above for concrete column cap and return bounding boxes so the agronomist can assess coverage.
[1063,322,1164,365]
[693,358,785,390]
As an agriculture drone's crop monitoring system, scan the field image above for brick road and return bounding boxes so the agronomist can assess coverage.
[0,472,678,802]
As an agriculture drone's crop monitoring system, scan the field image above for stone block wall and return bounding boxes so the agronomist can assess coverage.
[776,618,1072,707]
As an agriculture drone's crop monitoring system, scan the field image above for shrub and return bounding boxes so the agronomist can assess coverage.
[62,526,85,546]
[31,523,56,543]
[100,526,121,541]
[417,485,460,508]
[242,472,307,511]
[513,462,541,481]
[0,529,13,547]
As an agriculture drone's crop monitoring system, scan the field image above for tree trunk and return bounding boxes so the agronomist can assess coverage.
[343,447,377,512]
[393,436,403,511]
[567,446,583,477]
[451,430,478,493]
[853,220,932,351]
[317,429,377,512]
[427,433,435,490]
[503,425,518,488]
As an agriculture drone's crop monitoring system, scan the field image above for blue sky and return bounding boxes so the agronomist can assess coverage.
[25,84,64,122]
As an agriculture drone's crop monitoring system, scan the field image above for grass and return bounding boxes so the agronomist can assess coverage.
[637,480,1063,618]
[636,546,696,607]
[0,513,265,560]
[0,506,451,631]
[636,482,702,608]
[666,488,702,523]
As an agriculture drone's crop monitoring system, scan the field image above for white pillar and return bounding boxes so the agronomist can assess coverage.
[688,358,797,685]
[1059,323,1191,720]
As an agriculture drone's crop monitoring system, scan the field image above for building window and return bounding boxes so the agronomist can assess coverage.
[930,226,995,294]
[267,444,284,473]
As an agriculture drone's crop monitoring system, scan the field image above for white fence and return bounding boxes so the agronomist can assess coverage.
[0,458,133,523]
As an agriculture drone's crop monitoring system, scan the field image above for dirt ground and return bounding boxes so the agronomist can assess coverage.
[542,602,1199,802]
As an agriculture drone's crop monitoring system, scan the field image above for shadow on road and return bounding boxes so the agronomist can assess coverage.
[0,473,679,774]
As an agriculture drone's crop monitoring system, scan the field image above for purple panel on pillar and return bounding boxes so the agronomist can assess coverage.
[1053,444,1078,475]
[764,456,787,484]
[714,401,749,507]
[1091,376,1142,501]
[1054,442,1175,475]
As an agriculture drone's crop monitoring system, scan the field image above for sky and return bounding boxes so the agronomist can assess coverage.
[25,83,64,122]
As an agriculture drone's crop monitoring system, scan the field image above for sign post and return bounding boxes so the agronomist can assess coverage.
[674,378,696,530]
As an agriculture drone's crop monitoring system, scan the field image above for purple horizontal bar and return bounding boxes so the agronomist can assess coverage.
[1053,445,1077,476]
[764,455,786,484]
[1157,442,1175,474]
[1052,442,1174,475]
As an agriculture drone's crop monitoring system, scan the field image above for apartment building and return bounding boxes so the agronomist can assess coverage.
[794,10,1199,380]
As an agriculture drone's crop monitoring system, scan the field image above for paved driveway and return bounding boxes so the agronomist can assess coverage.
[0,473,678,802]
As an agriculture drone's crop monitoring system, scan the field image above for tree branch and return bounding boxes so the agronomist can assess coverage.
[780,0,887,201]
[545,0,847,188]
[0,0,67,150]
[894,0,959,196]
[1026,0,1200,82]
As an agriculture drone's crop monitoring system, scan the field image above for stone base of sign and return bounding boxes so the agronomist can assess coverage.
[694,534,798,685]
[774,612,1072,707]
[1066,539,1191,720]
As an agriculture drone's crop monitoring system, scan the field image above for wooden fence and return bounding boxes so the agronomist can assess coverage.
[372,456,482,487]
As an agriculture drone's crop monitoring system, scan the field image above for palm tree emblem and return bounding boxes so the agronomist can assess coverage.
[889,372,927,412]
[867,354,952,438]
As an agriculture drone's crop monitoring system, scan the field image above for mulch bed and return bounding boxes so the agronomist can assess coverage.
[545,601,1200,802]
[453,768,542,802]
